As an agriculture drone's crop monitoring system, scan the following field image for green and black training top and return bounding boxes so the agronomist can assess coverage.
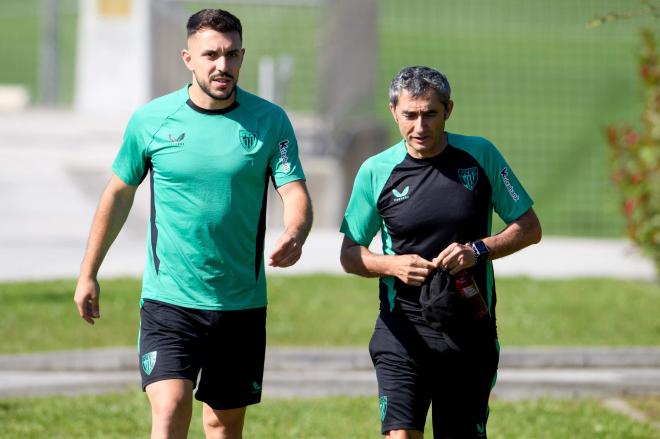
[341,132,533,324]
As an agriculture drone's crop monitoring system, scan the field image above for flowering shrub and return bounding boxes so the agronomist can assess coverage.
[606,29,660,274]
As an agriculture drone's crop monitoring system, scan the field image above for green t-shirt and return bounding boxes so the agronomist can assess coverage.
[112,85,305,310]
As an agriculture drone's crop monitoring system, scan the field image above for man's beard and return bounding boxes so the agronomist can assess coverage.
[194,71,237,101]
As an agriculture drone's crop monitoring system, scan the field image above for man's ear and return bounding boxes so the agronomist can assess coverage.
[389,103,398,123]
[444,100,454,120]
[181,49,193,72]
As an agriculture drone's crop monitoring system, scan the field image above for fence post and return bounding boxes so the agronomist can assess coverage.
[39,0,59,105]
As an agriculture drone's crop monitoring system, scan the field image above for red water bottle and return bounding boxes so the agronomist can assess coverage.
[454,271,488,319]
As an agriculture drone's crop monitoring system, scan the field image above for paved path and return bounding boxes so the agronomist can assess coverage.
[1,347,659,400]
[0,109,656,281]
[1,112,658,404]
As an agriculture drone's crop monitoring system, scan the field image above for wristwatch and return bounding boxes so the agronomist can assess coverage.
[469,240,490,264]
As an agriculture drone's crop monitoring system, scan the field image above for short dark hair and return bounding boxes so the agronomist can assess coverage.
[186,9,242,40]
[389,66,451,108]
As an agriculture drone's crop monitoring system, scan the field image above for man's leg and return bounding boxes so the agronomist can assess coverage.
[195,307,266,438]
[202,404,247,439]
[369,314,432,436]
[385,429,424,438]
[146,379,194,439]
[430,341,498,439]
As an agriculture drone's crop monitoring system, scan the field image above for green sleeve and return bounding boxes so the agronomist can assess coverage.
[111,114,149,186]
[270,110,305,187]
[483,140,533,223]
[340,161,381,247]
[449,134,533,224]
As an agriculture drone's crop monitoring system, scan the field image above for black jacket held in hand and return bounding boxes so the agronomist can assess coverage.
[419,269,495,351]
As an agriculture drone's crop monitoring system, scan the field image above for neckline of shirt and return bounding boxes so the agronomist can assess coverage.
[403,140,454,163]
[186,98,240,115]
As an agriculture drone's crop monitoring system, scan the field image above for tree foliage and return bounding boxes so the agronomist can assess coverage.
[589,1,660,275]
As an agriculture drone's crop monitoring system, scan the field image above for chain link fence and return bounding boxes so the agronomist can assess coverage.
[0,0,649,236]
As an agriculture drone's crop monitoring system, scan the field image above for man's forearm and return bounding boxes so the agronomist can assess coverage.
[80,179,136,278]
[341,244,393,278]
[281,182,313,245]
[340,238,435,286]
[482,208,542,261]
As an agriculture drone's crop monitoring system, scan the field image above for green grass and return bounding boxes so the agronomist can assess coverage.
[0,275,658,353]
[627,396,660,424]
[489,397,660,438]
[0,1,39,99]
[377,0,643,238]
[0,0,78,104]
[496,277,660,346]
[0,391,657,438]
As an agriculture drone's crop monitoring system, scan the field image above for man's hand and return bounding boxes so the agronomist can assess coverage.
[339,236,434,285]
[433,242,476,275]
[74,276,101,325]
[271,181,312,268]
[73,175,137,326]
[432,208,543,274]
[269,232,302,267]
[390,254,435,286]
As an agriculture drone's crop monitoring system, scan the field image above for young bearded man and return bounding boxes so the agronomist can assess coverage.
[74,9,312,439]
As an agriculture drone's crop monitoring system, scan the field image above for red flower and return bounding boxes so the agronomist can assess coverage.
[611,169,625,182]
[623,198,637,217]
[625,130,640,146]
[640,65,652,80]
[630,173,644,184]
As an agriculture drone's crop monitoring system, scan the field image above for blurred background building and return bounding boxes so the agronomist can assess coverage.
[0,0,654,279]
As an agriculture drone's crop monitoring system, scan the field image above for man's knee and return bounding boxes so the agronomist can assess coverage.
[146,379,194,432]
[152,396,189,419]
[386,429,424,439]
[203,405,246,439]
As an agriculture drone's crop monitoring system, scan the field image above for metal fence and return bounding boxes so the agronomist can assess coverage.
[0,0,651,236]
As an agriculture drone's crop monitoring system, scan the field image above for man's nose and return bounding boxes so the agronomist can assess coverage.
[414,116,426,131]
[215,56,227,71]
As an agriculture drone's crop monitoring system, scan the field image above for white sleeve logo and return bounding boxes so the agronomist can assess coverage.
[279,140,290,172]
[500,167,520,202]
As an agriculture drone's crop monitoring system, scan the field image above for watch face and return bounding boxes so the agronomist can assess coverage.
[473,241,489,256]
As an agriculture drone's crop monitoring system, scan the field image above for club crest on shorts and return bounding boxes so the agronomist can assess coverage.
[379,395,388,421]
[458,167,479,191]
[141,351,157,375]
[476,422,486,437]
[239,130,257,151]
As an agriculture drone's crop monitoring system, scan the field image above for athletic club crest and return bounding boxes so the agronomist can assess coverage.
[239,130,257,151]
[458,167,479,191]
[141,351,157,375]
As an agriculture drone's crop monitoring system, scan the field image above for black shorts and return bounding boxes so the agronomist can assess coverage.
[368,311,499,438]
[138,299,267,410]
